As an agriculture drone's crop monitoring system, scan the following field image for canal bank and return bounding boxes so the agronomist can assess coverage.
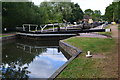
[1,34,82,79]
[50,40,82,78]
[1,24,117,79]
[0,33,16,40]
[1,35,16,41]
[57,25,118,78]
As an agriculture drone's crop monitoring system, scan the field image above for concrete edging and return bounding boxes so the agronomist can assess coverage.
[50,40,82,78]
[59,40,81,56]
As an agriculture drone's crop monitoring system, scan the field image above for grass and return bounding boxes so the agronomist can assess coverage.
[98,25,112,36]
[98,32,112,36]
[103,25,110,29]
[57,37,118,78]
[57,57,102,78]
[64,37,115,54]
[0,35,11,37]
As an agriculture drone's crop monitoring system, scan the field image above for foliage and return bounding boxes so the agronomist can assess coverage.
[84,9,94,17]
[105,1,120,22]
[40,2,83,23]
[93,10,101,21]
[84,9,102,21]
[2,2,84,31]
[2,2,42,28]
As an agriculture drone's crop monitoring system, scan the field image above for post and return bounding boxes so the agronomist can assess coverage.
[23,45,25,50]
[41,25,47,32]
[29,25,31,31]
[35,25,38,31]
[40,25,42,32]
[86,51,92,58]
[53,23,54,31]
[65,23,67,31]
[23,25,25,31]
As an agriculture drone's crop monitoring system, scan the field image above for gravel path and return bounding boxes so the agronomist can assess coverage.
[78,25,110,38]
[78,33,108,38]
[110,24,118,40]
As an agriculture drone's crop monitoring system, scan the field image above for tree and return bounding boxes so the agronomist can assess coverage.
[93,10,101,21]
[84,9,102,21]
[40,2,63,24]
[84,9,94,18]
[39,2,84,23]
[71,3,84,22]
[2,1,84,32]
[2,2,40,29]
[105,2,120,22]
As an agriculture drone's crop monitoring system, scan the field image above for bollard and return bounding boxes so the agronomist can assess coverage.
[86,51,92,58]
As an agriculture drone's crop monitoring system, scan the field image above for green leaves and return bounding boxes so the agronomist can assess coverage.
[105,2,120,22]
[40,2,84,23]
[84,9,102,21]
[2,2,84,31]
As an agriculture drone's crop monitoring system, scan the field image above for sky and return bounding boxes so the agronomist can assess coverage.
[31,0,113,15]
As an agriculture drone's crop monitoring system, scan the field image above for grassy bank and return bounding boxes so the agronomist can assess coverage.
[64,37,114,54]
[57,37,118,78]
[98,25,112,36]
[0,35,11,37]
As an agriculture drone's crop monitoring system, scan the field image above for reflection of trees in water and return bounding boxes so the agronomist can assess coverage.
[2,63,30,79]
[2,42,47,78]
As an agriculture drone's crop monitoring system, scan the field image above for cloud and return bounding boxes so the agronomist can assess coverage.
[26,48,68,78]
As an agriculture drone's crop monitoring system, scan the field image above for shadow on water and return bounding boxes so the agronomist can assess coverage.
[16,35,74,41]
[1,37,71,79]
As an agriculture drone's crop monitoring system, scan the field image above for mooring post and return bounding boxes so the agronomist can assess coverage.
[86,51,92,58]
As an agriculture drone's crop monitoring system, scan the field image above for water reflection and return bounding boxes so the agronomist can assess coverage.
[2,39,68,79]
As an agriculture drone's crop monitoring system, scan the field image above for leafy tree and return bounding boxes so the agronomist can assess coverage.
[84,9,94,18]
[105,2,120,22]
[84,9,102,21]
[71,3,84,22]
[2,1,84,32]
[2,2,39,28]
[93,10,101,21]
[39,2,83,23]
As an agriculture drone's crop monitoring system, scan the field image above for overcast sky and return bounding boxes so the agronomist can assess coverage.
[31,0,113,15]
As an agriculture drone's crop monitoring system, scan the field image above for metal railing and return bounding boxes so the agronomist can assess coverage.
[19,23,81,32]
[22,23,64,32]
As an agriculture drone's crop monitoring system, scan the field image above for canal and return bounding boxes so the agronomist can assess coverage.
[1,38,71,79]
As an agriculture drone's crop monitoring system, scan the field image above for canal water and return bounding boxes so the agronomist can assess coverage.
[1,39,70,79]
